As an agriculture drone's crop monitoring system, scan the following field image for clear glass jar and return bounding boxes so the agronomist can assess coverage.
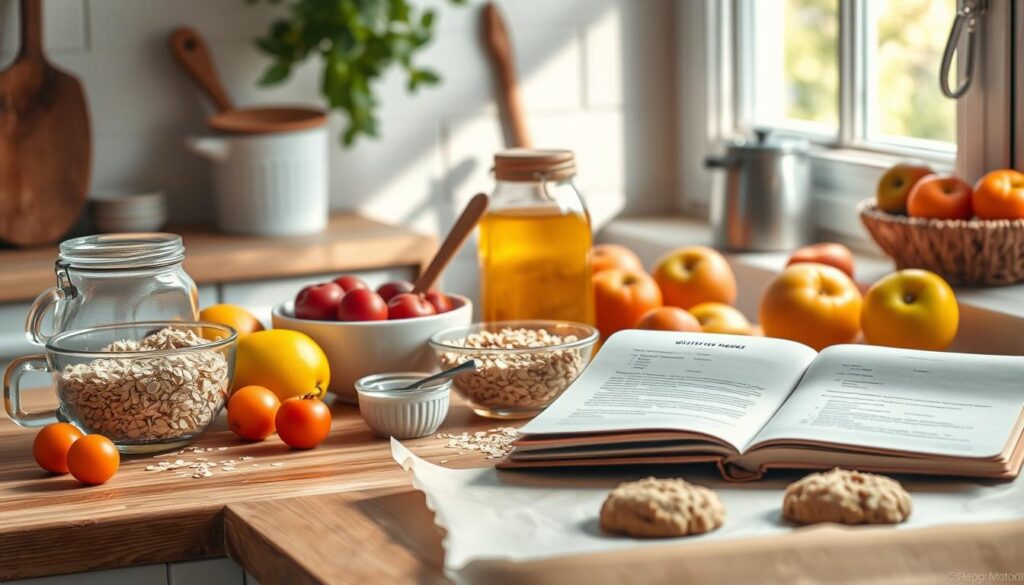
[26,233,199,344]
[478,149,595,324]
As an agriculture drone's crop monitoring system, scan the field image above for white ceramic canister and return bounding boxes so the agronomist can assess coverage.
[187,126,328,236]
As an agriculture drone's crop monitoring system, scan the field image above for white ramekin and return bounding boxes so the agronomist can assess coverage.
[355,372,451,439]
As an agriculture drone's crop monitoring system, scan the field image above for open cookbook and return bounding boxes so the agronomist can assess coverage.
[501,330,1024,481]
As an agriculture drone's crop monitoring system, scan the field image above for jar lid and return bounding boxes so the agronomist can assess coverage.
[494,148,577,182]
[59,233,185,270]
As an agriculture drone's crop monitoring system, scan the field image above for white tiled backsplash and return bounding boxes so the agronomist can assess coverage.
[0,0,677,217]
[0,0,678,296]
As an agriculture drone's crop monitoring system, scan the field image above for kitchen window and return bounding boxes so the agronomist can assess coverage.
[679,0,1018,241]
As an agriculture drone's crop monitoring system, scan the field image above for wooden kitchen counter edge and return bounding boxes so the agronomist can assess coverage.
[0,214,437,303]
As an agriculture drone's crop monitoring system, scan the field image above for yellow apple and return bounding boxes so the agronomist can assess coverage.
[861,269,958,351]
[689,302,751,335]
[652,246,737,309]
[876,163,932,214]
[760,264,862,351]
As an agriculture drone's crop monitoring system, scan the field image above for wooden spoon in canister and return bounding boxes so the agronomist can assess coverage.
[169,27,326,134]
[412,193,490,294]
[0,0,92,246]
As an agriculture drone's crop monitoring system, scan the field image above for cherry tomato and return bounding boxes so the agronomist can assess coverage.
[294,282,344,321]
[275,397,331,449]
[67,434,120,485]
[33,422,83,474]
[228,385,281,441]
[332,275,368,293]
[424,291,454,314]
[337,289,388,321]
[376,281,414,303]
[387,293,437,320]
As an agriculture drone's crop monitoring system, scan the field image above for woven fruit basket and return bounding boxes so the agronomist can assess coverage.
[858,199,1024,286]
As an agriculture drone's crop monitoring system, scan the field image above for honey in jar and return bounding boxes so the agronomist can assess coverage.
[478,149,595,324]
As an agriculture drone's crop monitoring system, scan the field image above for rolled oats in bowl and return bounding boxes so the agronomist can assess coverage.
[47,322,237,453]
[429,321,598,419]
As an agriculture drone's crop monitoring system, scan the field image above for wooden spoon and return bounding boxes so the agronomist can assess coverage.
[169,27,326,134]
[0,0,91,246]
[412,193,490,294]
[482,3,530,148]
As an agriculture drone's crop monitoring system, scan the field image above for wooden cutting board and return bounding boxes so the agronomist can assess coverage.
[0,0,91,246]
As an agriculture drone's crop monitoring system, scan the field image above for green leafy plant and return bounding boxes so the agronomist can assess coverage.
[250,0,465,146]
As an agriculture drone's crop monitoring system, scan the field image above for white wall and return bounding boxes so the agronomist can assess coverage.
[0,0,679,296]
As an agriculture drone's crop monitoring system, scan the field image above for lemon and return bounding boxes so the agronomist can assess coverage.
[200,304,264,339]
[234,329,330,400]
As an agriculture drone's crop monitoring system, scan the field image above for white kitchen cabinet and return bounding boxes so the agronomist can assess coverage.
[219,268,417,327]
[5,564,167,585]
[168,558,244,585]
[4,558,251,585]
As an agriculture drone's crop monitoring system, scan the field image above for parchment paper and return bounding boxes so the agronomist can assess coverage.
[391,439,1024,581]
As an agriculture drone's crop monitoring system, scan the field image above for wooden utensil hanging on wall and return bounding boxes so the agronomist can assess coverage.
[482,3,531,148]
[0,0,91,246]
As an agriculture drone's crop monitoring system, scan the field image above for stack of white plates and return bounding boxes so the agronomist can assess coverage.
[90,192,168,233]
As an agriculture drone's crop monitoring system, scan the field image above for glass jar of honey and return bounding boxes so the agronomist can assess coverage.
[478,149,595,324]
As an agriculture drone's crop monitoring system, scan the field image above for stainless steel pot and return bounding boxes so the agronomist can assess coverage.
[705,130,812,251]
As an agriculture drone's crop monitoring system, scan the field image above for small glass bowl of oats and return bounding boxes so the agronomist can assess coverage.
[428,320,598,419]
[3,321,237,454]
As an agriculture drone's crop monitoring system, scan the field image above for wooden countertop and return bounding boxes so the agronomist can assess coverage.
[0,214,436,303]
[4,391,1024,584]
[0,391,493,583]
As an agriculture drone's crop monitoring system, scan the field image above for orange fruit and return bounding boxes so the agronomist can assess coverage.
[590,244,644,275]
[228,385,281,441]
[635,307,701,332]
[760,264,862,351]
[906,175,973,220]
[973,169,1024,220]
[652,246,737,310]
[593,269,663,339]
[32,423,83,474]
[234,330,330,400]
[689,302,752,335]
[199,304,264,340]
[67,434,120,485]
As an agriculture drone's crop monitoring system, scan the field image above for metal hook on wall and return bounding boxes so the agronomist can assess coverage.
[939,0,988,99]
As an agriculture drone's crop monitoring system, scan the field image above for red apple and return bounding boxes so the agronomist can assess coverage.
[294,283,344,321]
[876,163,933,214]
[787,242,855,279]
[376,281,414,303]
[387,293,437,320]
[424,291,454,314]
[337,289,388,321]
[332,275,368,293]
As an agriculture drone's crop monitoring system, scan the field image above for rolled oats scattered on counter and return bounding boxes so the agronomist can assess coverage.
[437,328,586,409]
[58,327,229,442]
[144,446,257,479]
[436,427,518,460]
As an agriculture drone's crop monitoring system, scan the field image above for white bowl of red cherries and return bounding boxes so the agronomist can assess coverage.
[271,274,472,403]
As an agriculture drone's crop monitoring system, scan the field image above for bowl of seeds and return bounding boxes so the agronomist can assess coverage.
[24,322,237,453]
[429,320,598,419]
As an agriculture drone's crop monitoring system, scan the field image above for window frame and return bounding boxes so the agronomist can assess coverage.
[677,0,1017,244]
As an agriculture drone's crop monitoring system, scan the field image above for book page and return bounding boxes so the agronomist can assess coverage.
[751,344,1024,458]
[519,330,818,452]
